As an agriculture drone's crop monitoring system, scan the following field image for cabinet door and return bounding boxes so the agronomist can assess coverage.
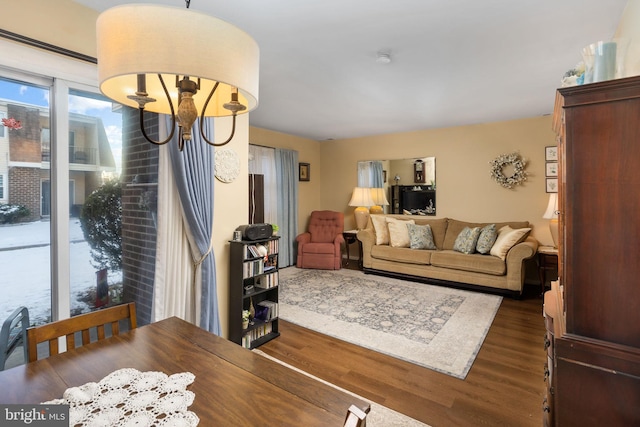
[562,91,640,348]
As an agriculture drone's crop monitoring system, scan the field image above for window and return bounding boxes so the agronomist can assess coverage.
[0,40,125,326]
[0,111,5,138]
[0,174,4,199]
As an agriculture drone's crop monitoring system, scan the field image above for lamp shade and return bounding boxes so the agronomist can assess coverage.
[348,187,375,207]
[96,4,259,117]
[370,188,389,206]
[543,193,558,219]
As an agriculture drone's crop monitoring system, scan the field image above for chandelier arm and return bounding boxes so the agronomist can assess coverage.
[137,74,177,146]
[202,114,236,147]
[199,81,236,147]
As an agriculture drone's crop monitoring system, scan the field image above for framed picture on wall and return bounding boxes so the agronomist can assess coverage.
[383,170,387,183]
[546,162,558,177]
[546,178,558,193]
[299,162,310,181]
[545,146,558,161]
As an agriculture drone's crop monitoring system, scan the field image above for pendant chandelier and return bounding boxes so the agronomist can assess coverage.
[95,2,259,150]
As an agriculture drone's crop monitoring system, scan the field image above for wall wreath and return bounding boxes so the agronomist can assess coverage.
[489,152,528,189]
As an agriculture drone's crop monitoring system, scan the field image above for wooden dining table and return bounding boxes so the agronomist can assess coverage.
[0,316,370,426]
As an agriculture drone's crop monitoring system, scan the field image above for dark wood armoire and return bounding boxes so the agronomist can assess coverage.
[544,76,640,425]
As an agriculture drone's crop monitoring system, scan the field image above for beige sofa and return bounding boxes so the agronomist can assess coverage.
[357,215,538,296]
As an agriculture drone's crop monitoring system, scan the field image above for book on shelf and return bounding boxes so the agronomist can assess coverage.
[242,321,273,348]
[255,272,278,289]
[257,300,278,320]
[243,259,264,278]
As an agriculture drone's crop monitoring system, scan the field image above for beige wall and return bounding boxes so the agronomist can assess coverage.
[2,0,98,58]
[319,116,557,245]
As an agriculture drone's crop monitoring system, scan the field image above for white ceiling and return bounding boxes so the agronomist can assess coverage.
[75,0,628,141]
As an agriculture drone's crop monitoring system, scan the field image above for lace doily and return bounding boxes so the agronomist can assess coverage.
[43,368,199,427]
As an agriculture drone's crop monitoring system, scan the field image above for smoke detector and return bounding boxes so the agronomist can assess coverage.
[376,52,391,64]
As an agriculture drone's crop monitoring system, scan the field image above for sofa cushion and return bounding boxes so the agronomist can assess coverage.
[443,219,530,250]
[431,250,506,275]
[476,224,498,254]
[453,227,481,254]
[371,244,432,265]
[489,225,532,260]
[407,223,437,250]
[371,215,390,245]
[387,217,415,248]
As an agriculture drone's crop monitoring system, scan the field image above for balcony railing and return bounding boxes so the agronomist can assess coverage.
[41,147,98,165]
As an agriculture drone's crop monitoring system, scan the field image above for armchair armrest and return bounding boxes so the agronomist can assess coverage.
[296,232,311,245]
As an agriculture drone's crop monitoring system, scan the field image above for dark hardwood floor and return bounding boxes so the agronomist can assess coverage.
[261,267,547,427]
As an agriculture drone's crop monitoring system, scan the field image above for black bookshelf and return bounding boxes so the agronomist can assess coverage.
[228,237,280,348]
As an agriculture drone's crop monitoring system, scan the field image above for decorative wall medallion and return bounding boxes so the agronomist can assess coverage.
[214,148,240,183]
[489,152,528,189]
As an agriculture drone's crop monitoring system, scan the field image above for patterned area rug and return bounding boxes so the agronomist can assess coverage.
[278,267,502,379]
[253,349,431,427]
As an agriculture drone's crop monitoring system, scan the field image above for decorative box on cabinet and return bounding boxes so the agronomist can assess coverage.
[229,237,280,349]
[548,76,640,426]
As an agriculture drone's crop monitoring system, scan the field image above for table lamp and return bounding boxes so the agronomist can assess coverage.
[543,193,559,248]
[348,187,375,230]
[369,188,389,214]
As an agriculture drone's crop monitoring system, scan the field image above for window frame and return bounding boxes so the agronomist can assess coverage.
[0,37,99,322]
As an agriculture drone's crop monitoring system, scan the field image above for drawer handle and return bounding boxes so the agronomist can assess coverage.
[544,366,550,381]
[544,336,551,350]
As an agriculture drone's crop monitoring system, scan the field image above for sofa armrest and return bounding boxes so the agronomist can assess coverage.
[357,228,375,268]
[505,236,539,292]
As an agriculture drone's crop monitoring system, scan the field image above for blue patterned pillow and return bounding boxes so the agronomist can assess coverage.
[476,224,498,254]
[407,223,437,250]
[453,226,482,254]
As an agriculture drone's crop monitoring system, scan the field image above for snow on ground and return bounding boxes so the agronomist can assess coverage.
[0,219,122,324]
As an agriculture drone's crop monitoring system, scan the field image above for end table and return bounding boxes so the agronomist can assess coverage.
[342,230,363,269]
[537,246,558,296]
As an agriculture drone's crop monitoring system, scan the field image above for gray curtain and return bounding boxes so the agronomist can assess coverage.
[167,117,220,335]
[275,149,298,266]
[357,161,384,187]
[371,161,384,188]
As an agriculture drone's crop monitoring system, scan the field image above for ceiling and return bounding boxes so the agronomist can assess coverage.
[75,0,628,141]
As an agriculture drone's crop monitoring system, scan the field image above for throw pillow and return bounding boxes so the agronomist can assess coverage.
[386,217,415,248]
[476,224,498,254]
[490,225,532,260]
[453,226,482,254]
[371,215,390,245]
[407,223,437,250]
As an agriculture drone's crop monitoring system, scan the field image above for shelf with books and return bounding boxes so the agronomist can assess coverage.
[229,236,280,349]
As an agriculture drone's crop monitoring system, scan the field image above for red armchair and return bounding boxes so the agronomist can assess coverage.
[296,210,345,270]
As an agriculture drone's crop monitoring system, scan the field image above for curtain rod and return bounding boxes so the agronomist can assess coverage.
[249,143,276,150]
[0,28,97,64]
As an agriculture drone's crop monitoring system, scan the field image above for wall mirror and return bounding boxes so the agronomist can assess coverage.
[357,157,436,215]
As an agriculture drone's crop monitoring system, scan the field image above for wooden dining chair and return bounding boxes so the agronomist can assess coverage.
[343,404,370,427]
[27,302,137,362]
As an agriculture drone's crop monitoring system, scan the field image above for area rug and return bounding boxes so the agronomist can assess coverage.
[278,267,502,379]
[253,349,431,427]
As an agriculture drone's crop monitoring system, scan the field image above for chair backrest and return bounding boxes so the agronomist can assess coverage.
[0,306,30,371]
[27,302,137,362]
[308,210,344,243]
[344,404,370,427]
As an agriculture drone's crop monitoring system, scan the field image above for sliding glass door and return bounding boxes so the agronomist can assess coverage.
[0,70,124,327]
[0,74,53,325]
